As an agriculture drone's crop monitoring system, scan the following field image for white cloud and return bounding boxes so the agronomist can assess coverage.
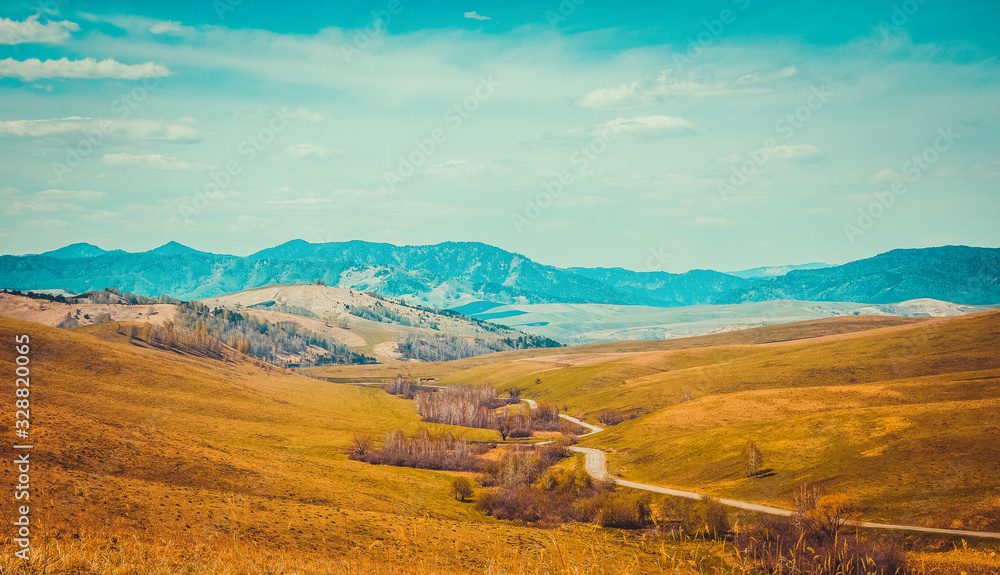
[0,117,199,142]
[81,210,121,220]
[576,67,799,110]
[279,143,343,160]
[767,144,820,160]
[0,57,171,81]
[35,189,106,200]
[464,11,491,21]
[25,219,68,227]
[872,168,910,182]
[100,153,216,171]
[557,195,613,207]
[601,115,702,139]
[424,159,522,180]
[0,15,79,45]
[149,20,188,35]
[283,108,326,122]
[4,188,105,214]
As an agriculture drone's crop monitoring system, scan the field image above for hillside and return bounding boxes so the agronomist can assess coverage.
[3,241,998,307]
[198,283,561,363]
[0,317,677,573]
[319,312,1000,532]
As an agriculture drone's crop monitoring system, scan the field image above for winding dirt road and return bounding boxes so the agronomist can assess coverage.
[522,399,1000,540]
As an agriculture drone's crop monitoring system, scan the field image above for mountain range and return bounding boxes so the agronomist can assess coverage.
[1,241,998,307]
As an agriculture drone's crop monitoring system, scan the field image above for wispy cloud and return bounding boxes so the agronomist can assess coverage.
[0,57,171,81]
[149,20,190,35]
[100,153,216,171]
[540,115,701,145]
[0,15,79,45]
[0,117,199,142]
[602,116,702,139]
[278,144,343,160]
[5,189,105,215]
[464,11,492,21]
[717,144,820,163]
[283,108,326,122]
[576,67,799,110]
[424,159,523,180]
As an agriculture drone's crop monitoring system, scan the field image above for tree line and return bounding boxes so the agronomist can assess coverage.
[348,428,484,472]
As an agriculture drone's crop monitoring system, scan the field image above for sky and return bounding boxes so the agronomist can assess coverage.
[0,0,997,273]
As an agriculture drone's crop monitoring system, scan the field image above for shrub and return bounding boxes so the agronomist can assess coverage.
[657,496,730,539]
[733,513,906,575]
[598,410,624,426]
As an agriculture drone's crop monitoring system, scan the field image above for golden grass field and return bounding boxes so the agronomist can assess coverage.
[0,317,733,574]
[436,312,1000,530]
[2,312,999,573]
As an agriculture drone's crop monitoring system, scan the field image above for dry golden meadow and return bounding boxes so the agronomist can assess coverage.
[2,312,999,573]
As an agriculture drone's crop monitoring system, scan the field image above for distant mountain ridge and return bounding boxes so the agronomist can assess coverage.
[3,242,998,306]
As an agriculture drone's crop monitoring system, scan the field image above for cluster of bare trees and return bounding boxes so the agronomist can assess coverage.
[385,375,420,399]
[495,401,564,440]
[412,384,513,429]
[397,332,563,362]
[126,321,225,357]
[173,302,373,365]
[348,429,483,472]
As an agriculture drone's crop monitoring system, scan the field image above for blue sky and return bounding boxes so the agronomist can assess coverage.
[0,0,997,273]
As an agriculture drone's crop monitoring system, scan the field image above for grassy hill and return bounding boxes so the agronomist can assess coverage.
[0,317,698,574]
[198,283,559,362]
[434,311,1000,531]
[314,312,1000,534]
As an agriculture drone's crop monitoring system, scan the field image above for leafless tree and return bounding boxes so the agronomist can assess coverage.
[743,440,763,477]
[351,433,373,457]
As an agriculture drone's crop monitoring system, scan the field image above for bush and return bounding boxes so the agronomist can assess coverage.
[657,495,730,539]
[733,513,906,575]
[598,410,624,426]
[595,491,653,529]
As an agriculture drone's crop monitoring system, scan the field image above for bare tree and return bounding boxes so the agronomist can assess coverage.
[742,439,763,477]
[351,433,373,457]
[496,412,515,441]
[451,477,474,502]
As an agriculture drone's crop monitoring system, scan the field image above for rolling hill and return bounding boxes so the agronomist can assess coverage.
[0,317,678,574]
[315,311,1000,532]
